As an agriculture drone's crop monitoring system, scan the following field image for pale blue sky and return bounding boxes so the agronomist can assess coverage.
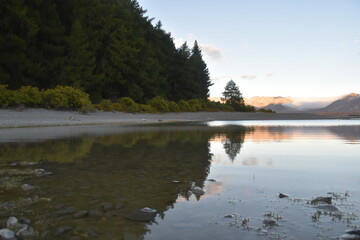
[137,0,360,98]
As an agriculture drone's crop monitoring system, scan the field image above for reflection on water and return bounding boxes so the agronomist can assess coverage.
[0,120,359,239]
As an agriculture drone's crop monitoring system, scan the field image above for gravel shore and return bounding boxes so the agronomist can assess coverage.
[0,108,334,129]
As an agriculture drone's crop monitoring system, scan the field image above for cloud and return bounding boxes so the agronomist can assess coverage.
[173,38,185,48]
[241,74,257,80]
[211,75,232,83]
[265,72,274,77]
[199,44,223,60]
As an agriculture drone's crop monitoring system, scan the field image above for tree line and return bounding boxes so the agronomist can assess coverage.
[0,0,212,103]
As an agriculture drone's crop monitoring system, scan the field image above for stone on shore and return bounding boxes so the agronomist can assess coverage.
[126,207,157,222]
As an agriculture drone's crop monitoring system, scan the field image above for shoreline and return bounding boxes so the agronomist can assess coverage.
[0,108,337,129]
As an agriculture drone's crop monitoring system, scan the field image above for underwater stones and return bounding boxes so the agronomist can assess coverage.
[6,216,18,229]
[73,210,88,219]
[224,214,236,218]
[16,226,35,238]
[21,184,36,191]
[341,230,360,240]
[115,203,125,209]
[34,169,53,177]
[314,204,340,212]
[311,197,332,205]
[278,193,289,198]
[126,207,157,222]
[0,229,15,239]
[88,209,103,218]
[191,186,205,196]
[263,219,277,227]
[51,207,77,217]
[54,226,72,237]
[99,202,114,211]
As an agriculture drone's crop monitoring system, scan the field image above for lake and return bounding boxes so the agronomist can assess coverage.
[0,119,359,239]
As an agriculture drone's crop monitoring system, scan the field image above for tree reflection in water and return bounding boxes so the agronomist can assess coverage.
[0,124,251,239]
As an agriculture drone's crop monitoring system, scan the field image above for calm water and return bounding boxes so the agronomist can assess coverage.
[0,120,359,240]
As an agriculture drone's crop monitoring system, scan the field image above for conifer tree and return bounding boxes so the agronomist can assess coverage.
[190,40,213,99]
[221,80,244,109]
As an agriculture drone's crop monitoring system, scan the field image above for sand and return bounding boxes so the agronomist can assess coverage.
[0,108,335,129]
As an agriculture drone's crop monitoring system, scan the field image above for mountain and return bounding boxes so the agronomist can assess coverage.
[244,96,292,108]
[317,93,360,112]
[260,103,300,113]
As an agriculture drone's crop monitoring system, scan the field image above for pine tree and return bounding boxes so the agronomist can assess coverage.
[221,80,244,109]
[189,40,213,99]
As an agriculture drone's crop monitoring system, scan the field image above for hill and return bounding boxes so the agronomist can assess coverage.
[318,93,360,112]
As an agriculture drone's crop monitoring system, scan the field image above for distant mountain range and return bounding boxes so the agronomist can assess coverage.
[244,93,360,115]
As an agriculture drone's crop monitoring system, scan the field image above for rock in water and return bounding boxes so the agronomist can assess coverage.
[6,216,18,229]
[341,234,360,240]
[346,230,360,235]
[16,226,35,238]
[278,193,289,198]
[0,229,15,239]
[311,197,332,205]
[51,207,77,217]
[126,208,157,222]
[191,186,205,196]
[73,210,88,219]
[315,204,340,212]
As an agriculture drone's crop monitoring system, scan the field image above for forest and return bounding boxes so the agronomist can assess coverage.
[0,0,212,103]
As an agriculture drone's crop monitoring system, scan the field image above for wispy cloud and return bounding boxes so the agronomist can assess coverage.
[199,44,223,60]
[241,74,257,80]
[265,72,274,77]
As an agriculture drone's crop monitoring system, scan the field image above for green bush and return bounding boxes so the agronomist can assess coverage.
[118,97,140,113]
[177,100,191,112]
[139,104,156,113]
[168,101,181,112]
[205,101,234,112]
[187,99,206,112]
[97,99,115,111]
[14,86,42,107]
[257,108,275,113]
[43,86,92,110]
[0,85,12,107]
[147,96,170,112]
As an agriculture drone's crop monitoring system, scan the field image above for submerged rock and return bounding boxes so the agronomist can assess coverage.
[16,226,35,238]
[21,184,36,191]
[6,216,18,229]
[51,207,77,217]
[126,207,157,222]
[34,169,53,177]
[346,230,360,235]
[54,226,72,237]
[99,202,114,211]
[73,210,88,219]
[224,214,236,218]
[263,219,277,227]
[115,203,125,209]
[0,229,15,239]
[88,209,103,217]
[311,197,332,205]
[314,204,340,212]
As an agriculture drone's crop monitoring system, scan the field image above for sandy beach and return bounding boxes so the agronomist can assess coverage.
[0,108,335,129]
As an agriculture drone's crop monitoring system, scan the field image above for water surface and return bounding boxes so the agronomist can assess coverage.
[0,120,359,239]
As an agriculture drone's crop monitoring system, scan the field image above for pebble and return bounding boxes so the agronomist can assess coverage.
[224,214,236,218]
[314,204,340,212]
[0,229,15,239]
[115,203,125,209]
[22,184,36,191]
[6,216,18,228]
[34,169,53,177]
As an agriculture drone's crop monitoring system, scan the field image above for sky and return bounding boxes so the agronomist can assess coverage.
[137,0,360,99]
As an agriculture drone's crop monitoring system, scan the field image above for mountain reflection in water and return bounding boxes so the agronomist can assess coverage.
[0,122,359,239]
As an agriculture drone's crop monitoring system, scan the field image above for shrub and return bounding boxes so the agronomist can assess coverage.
[168,101,181,112]
[257,108,276,113]
[118,97,140,113]
[0,85,12,107]
[177,100,191,112]
[139,104,156,113]
[43,86,92,110]
[147,96,170,112]
[187,99,206,112]
[97,99,115,111]
[14,86,42,107]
